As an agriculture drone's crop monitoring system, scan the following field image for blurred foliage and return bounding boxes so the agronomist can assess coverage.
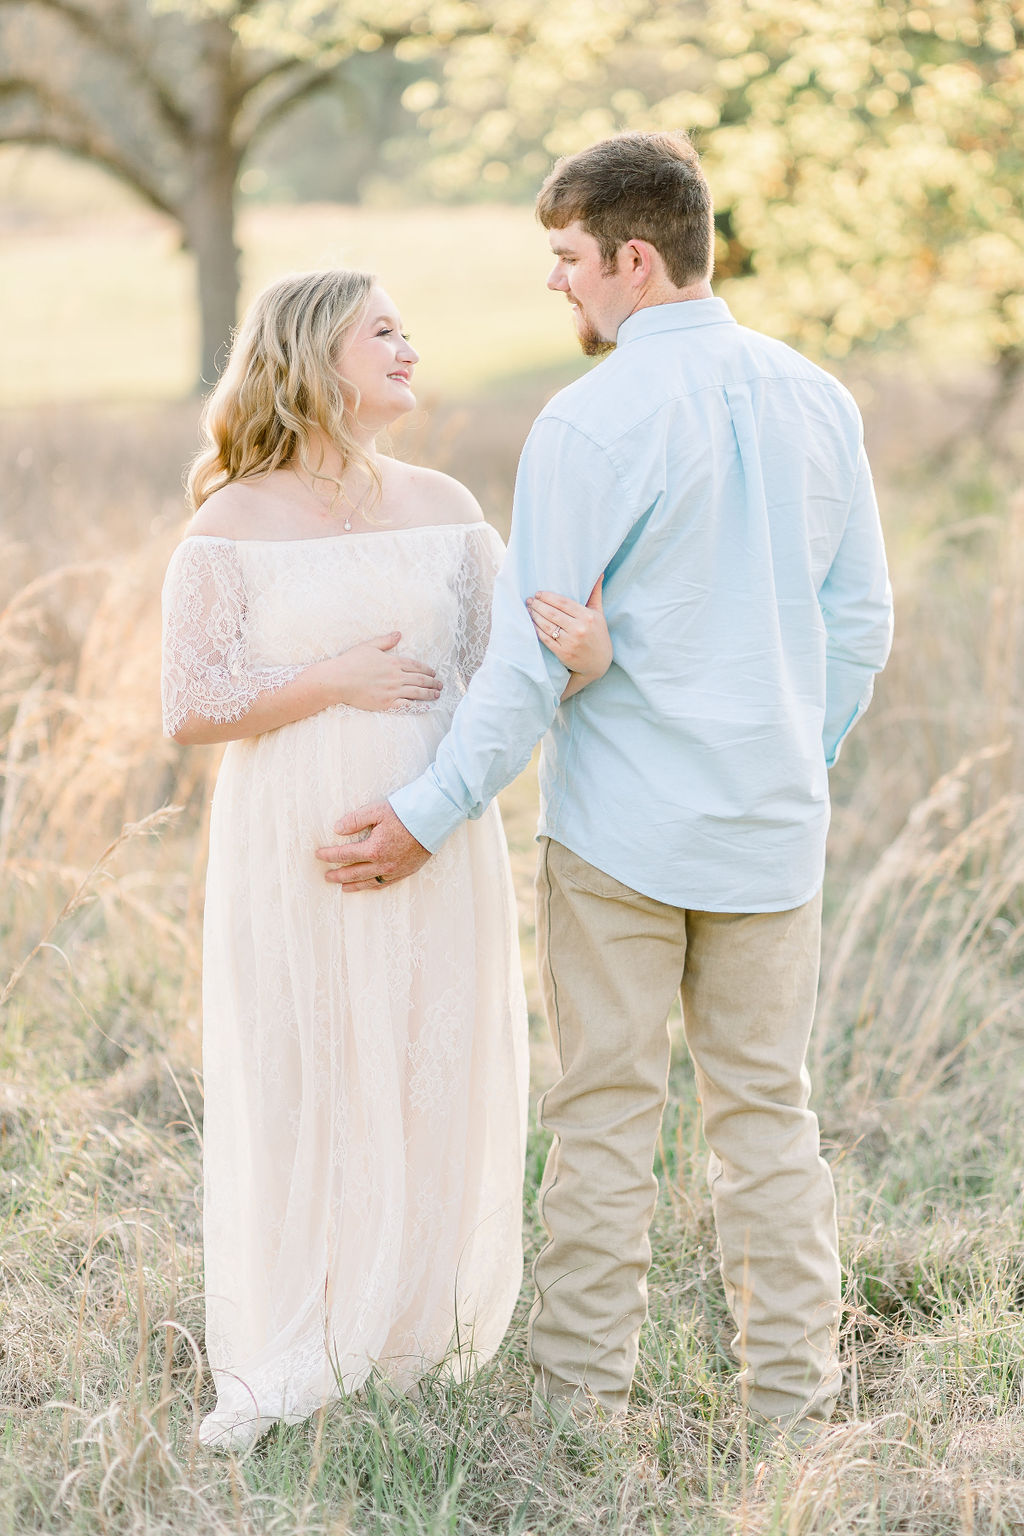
[238,51,417,203]
[0,0,1020,385]
[395,0,1024,372]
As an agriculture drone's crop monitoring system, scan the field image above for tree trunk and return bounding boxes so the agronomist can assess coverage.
[186,154,241,389]
[928,345,1024,471]
[973,346,1024,443]
[184,17,242,391]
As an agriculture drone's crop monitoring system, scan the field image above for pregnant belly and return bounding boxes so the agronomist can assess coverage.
[212,704,453,849]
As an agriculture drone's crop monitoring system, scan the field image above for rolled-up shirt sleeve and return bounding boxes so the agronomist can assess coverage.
[389,416,633,851]
[818,444,894,767]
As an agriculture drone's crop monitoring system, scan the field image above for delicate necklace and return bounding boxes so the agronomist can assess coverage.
[338,472,382,533]
[338,481,357,533]
[292,465,366,532]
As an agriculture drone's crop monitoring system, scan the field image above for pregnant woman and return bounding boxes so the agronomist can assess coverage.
[160,269,610,1451]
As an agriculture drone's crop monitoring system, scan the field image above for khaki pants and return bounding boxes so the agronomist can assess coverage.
[527,839,841,1424]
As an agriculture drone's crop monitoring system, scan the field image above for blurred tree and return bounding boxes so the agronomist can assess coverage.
[2,0,1019,418]
[696,0,1024,411]
[413,0,1024,418]
[0,0,485,386]
[243,50,415,203]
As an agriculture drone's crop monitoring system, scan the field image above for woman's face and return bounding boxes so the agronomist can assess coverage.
[337,286,420,430]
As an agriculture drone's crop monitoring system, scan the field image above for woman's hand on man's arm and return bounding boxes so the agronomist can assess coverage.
[527,577,611,701]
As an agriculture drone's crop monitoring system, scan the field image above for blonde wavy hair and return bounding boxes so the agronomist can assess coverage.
[187,268,380,513]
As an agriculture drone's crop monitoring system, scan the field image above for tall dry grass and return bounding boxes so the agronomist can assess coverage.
[1,383,1023,1534]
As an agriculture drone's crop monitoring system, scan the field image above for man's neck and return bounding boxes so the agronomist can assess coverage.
[632,277,714,314]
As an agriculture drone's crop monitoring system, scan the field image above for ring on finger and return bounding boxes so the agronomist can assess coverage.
[551,624,562,640]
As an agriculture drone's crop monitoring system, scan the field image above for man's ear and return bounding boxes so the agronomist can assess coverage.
[624,239,657,284]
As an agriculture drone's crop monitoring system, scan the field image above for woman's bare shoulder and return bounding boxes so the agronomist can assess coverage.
[185,479,285,541]
[384,460,484,526]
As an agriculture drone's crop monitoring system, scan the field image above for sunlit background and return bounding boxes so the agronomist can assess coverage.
[2,2,1024,1532]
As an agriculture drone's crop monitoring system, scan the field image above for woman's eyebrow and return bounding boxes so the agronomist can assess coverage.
[370,313,401,326]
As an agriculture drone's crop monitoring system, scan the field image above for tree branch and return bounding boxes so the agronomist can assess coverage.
[239,51,321,98]
[0,0,192,144]
[0,78,181,220]
[236,60,362,148]
[236,23,454,99]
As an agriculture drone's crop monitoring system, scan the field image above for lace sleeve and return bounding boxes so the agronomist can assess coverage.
[453,523,506,687]
[160,538,304,738]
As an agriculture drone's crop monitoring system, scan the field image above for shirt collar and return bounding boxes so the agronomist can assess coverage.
[616,297,736,346]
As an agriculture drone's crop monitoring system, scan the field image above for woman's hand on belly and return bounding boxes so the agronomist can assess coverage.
[329,634,442,712]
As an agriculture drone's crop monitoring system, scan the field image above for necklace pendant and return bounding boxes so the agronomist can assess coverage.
[343,517,352,532]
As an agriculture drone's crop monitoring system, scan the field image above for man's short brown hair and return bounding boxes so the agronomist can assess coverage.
[536,131,714,289]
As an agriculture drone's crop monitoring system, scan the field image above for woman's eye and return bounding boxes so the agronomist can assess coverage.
[376,327,393,337]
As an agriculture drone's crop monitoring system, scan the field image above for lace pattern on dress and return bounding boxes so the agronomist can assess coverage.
[160,525,505,738]
[160,537,304,737]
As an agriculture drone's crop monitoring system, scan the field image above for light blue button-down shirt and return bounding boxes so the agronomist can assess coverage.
[390,298,893,911]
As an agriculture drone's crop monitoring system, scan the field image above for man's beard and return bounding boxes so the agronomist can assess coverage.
[572,306,615,358]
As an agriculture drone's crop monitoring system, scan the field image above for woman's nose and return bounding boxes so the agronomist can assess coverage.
[399,339,420,363]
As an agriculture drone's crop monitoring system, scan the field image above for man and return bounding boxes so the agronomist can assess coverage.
[317,131,893,1434]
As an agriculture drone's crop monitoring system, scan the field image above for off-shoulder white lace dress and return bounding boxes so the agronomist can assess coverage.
[160,524,529,1450]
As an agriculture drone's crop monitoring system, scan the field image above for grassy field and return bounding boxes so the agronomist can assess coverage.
[2,162,1024,1534]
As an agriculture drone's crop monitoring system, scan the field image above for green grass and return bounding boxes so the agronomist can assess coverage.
[2,971,1023,1535]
